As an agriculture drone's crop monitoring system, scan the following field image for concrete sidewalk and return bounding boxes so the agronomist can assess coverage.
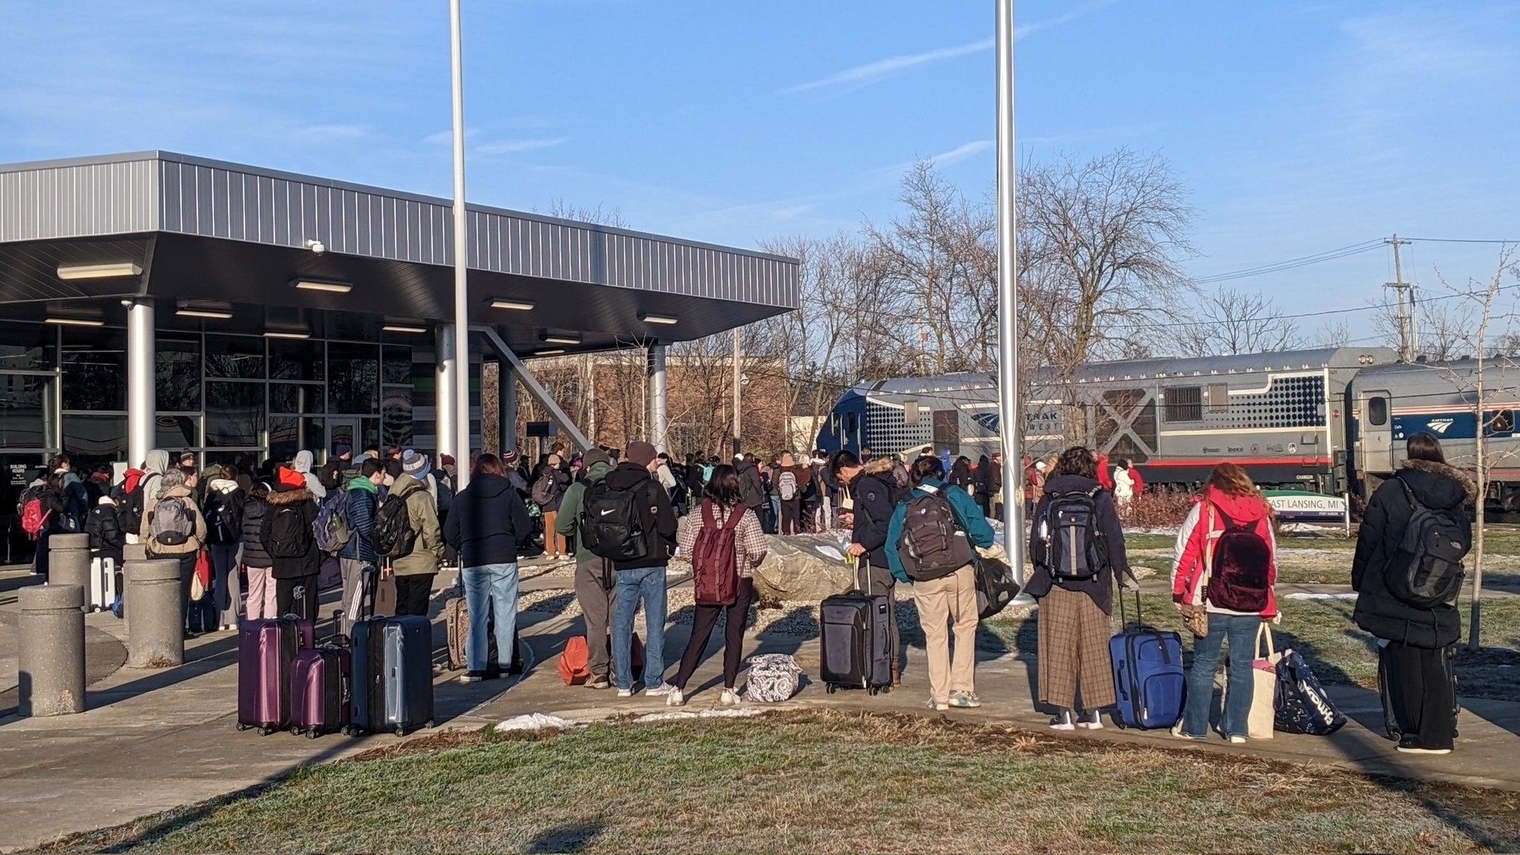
[2,558,1519,852]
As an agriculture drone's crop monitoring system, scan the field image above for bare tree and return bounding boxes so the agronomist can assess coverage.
[1180,287,1303,356]
[1370,288,1479,362]
[1313,317,1354,348]
[542,198,627,228]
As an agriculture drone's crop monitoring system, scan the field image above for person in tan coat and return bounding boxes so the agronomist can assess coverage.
[140,468,209,636]
[388,457,444,617]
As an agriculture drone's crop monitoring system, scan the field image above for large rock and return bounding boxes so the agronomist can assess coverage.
[752,534,858,602]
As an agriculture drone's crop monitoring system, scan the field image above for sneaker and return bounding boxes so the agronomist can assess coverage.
[645,683,674,697]
[667,688,686,706]
[720,688,741,706]
[949,691,983,709]
[1227,735,1248,744]
[1170,722,1204,741]
[1396,738,1452,755]
[617,688,633,698]
[586,676,611,690]
[1077,711,1104,730]
[458,671,483,684]
[1049,711,1075,731]
[928,699,952,712]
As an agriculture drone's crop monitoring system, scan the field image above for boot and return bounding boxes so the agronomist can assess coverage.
[891,661,901,688]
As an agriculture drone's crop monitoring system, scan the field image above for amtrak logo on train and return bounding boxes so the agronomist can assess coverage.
[1427,418,1454,435]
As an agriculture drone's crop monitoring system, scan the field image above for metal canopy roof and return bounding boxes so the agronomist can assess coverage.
[0,151,798,351]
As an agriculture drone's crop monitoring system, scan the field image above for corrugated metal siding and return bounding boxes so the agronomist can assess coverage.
[0,159,157,241]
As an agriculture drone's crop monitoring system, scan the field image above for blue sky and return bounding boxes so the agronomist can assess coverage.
[2,0,1517,341]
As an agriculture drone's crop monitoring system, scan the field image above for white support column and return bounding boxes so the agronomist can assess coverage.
[126,299,155,467]
[647,343,668,452]
[500,365,518,454]
[435,325,457,467]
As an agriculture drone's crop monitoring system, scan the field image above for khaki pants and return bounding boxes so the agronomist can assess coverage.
[913,564,978,704]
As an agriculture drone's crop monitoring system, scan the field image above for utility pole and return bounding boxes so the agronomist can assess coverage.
[1385,234,1413,362]
[447,0,472,489]
[995,0,1029,600]
[732,328,742,457]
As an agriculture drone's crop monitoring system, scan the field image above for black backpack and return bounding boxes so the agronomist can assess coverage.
[896,488,975,582]
[204,491,243,546]
[1390,479,1468,608]
[267,503,312,559]
[117,473,156,536]
[579,479,649,562]
[372,485,418,559]
[1037,488,1109,582]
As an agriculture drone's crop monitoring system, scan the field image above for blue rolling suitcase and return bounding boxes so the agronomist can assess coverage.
[349,615,434,736]
[1109,591,1185,729]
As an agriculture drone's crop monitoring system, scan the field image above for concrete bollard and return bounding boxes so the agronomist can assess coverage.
[122,543,147,634]
[124,558,184,668]
[18,584,86,716]
[48,533,91,609]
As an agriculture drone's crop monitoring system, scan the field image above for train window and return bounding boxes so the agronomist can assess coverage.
[1489,410,1515,436]
[846,412,859,436]
[1164,386,1203,422]
[1368,397,1388,426]
[904,399,920,425]
[1208,383,1230,413]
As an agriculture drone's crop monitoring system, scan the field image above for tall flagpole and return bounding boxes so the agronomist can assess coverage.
[449,0,472,490]
[995,0,1026,593]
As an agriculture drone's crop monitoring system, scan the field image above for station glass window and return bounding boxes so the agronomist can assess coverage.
[61,328,126,411]
[269,340,325,382]
[0,374,50,448]
[205,383,266,448]
[328,343,379,414]
[204,335,266,379]
[0,323,55,371]
[155,338,202,412]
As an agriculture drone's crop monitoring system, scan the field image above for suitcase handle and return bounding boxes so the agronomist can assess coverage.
[1116,585,1143,630]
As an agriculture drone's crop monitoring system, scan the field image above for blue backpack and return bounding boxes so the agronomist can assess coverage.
[313,491,352,554]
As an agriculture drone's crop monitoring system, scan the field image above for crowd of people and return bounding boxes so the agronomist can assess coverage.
[21,427,1468,754]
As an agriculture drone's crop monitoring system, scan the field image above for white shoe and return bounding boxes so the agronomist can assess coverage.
[720,688,741,706]
[667,688,686,707]
[1396,745,1452,755]
[1228,735,1248,745]
[617,688,633,698]
[645,683,674,697]
[1049,711,1075,731]
[1077,711,1104,730]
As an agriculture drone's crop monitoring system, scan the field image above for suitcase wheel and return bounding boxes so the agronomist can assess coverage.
[395,726,406,737]
[825,684,836,694]
[236,723,249,732]
[306,729,320,739]
[259,726,274,736]
[425,719,434,729]
[868,687,879,696]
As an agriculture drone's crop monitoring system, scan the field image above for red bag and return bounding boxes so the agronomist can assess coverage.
[558,633,644,685]
[194,549,213,589]
[692,501,745,606]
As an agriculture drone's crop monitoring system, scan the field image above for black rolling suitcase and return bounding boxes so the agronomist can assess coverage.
[350,615,434,736]
[819,559,892,695]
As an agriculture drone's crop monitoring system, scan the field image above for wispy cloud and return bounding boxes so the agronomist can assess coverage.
[783,0,1120,94]
[423,128,481,145]
[871,139,995,178]
[477,136,571,155]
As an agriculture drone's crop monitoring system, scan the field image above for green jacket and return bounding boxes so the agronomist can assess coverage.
[390,473,443,577]
[557,461,613,563]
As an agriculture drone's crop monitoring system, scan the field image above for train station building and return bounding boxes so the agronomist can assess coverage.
[0,150,797,526]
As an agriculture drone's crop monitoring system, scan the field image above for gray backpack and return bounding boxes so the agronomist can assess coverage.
[150,496,195,547]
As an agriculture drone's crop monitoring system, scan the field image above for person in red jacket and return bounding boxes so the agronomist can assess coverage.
[1094,453,1113,491]
[1127,461,1145,496]
[1169,462,1278,743]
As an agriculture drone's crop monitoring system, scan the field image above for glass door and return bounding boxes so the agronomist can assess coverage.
[327,418,361,465]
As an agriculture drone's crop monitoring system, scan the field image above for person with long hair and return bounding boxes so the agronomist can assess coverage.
[668,464,768,706]
[444,453,533,682]
[887,455,997,710]
[1027,446,1136,729]
[1353,432,1472,754]
[1171,461,1279,743]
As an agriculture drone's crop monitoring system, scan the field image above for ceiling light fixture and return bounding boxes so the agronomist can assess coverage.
[290,278,352,294]
[176,308,234,320]
[541,333,582,346]
[382,324,428,335]
[534,349,566,356]
[639,313,678,325]
[263,330,311,340]
[45,317,105,327]
[56,262,142,280]
[488,298,535,311]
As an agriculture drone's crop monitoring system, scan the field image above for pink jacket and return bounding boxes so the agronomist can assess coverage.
[1170,486,1278,618]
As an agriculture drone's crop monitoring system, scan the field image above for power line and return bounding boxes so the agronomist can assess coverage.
[1192,240,1384,284]
[1405,237,1520,245]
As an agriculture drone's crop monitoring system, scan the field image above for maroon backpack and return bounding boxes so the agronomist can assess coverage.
[693,501,746,606]
[1206,504,1271,612]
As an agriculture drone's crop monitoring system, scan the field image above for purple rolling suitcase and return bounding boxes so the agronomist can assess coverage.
[237,617,315,734]
[290,611,351,738]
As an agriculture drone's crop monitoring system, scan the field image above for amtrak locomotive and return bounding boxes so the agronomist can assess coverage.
[817,346,1520,504]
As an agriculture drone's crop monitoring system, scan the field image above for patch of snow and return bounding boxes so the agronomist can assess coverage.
[1284,592,1358,600]
[633,708,767,723]
[495,713,585,732]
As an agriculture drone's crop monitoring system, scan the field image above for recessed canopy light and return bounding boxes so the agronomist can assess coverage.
[45,317,105,327]
[488,298,535,311]
[382,324,427,335]
[639,313,678,325]
[534,349,566,356]
[57,262,142,281]
[176,308,234,320]
[290,278,353,294]
[263,330,311,340]
[541,333,582,346]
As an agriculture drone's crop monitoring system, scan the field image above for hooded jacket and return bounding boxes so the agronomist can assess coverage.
[735,458,766,512]
[848,456,900,572]
[241,492,274,568]
[202,477,245,544]
[1026,473,1132,614]
[141,484,208,557]
[340,476,379,564]
[1170,485,1278,618]
[85,495,125,562]
[602,462,678,571]
[558,460,615,563]
[293,450,327,500]
[389,472,443,577]
[1352,458,1474,649]
[263,486,320,580]
[444,473,533,567]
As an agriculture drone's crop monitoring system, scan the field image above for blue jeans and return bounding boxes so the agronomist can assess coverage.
[461,562,520,673]
[613,565,667,691]
[1183,612,1261,739]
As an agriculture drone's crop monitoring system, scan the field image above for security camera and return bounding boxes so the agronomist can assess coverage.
[305,239,326,255]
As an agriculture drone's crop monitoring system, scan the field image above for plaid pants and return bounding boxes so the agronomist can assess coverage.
[1037,585,1116,710]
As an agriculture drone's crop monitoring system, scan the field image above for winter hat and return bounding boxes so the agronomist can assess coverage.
[547,453,562,468]
[626,441,658,468]
[441,454,455,468]
[402,449,431,478]
[501,448,521,467]
[583,448,611,469]
[277,466,305,489]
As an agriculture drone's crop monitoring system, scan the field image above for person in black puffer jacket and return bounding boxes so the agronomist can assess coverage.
[263,467,319,620]
[443,453,532,682]
[831,449,902,686]
[1353,432,1474,755]
[241,482,276,620]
